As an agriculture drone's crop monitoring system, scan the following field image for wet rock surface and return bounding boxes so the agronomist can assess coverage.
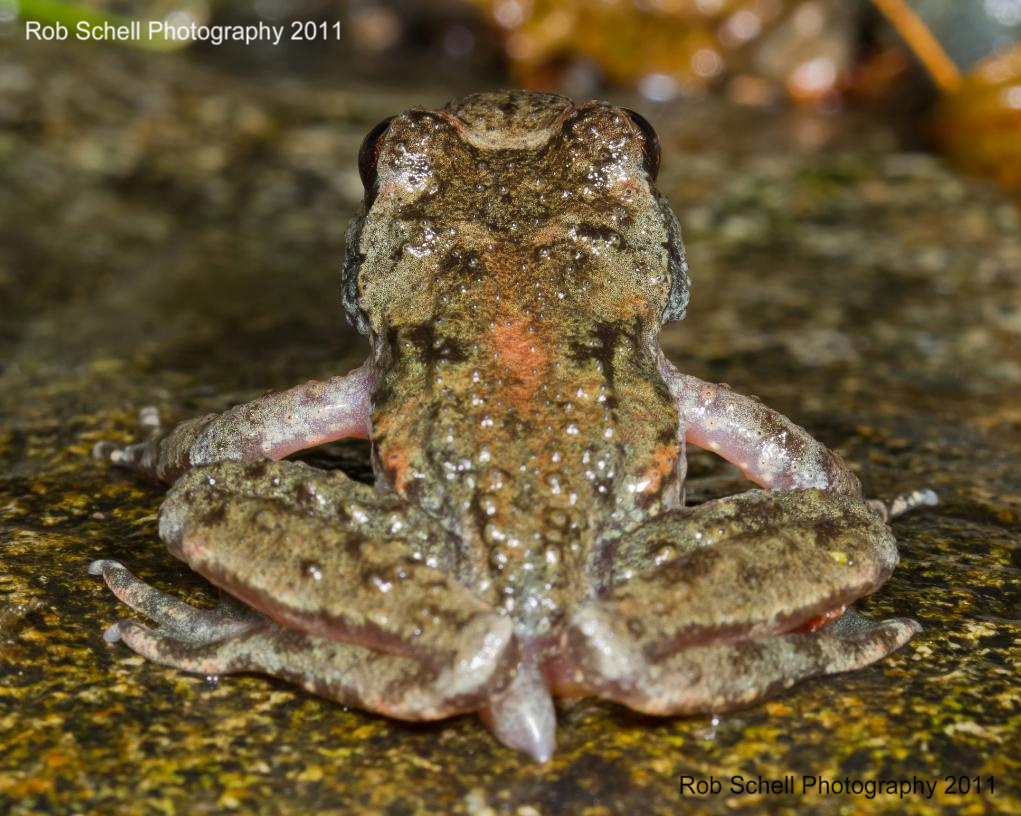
[2,38,1020,815]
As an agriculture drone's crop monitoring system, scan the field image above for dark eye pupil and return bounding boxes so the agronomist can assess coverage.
[622,108,661,181]
[358,116,393,192]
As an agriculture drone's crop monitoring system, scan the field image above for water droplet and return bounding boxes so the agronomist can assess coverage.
[484,524,507,544]
[347,503,369,525]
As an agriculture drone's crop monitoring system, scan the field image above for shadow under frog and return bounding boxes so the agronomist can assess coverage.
[91,91,934,762]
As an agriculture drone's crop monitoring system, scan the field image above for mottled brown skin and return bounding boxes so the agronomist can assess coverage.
[91,91,920,762]
[350,93,687,641]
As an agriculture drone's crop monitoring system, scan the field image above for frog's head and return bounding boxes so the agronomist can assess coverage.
[342,91,690,347]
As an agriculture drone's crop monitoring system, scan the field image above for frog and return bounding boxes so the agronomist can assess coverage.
[91,90,934,762]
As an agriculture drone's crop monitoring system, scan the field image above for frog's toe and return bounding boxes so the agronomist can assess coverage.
[92,439,145,468]
[871,488,939,521]
[114,615,517,724]
[137,405,162,432]
[112,618,241,674]
[90,559,264,644]
[93,407,164,467]
[566,607,919,715]
[109,616,271,678]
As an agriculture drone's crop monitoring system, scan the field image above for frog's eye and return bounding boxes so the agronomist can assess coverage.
[358,116,393,192]
[622,108,661,181]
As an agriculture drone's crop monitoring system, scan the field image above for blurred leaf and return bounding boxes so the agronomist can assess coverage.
[932,42,1021,198]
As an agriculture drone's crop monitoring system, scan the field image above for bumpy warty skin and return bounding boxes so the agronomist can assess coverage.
[91,91,921,763]
[343,92,690,640]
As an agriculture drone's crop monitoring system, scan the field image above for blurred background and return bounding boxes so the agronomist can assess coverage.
[4,0,1021,195]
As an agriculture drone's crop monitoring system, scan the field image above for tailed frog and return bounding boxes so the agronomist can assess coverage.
[92,91,932,762]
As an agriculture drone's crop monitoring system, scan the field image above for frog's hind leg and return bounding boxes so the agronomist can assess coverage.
[564,607,917,716]
[90,559,517,726]
[94,459,522,730]
[155,461,515,688]
[565,489,919,714]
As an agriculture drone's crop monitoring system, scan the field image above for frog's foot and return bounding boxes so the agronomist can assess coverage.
[565,607,919,715]
[93,365,374,484]
[868,488,939,522]
[92,406,165,476]
[91,559,517,723]
[568,489,919,714]
[89,558,265,644]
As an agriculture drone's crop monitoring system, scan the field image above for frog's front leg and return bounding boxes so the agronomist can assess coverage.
[94,362,374,483]
[659,361,862,497]
[564,490,920,713]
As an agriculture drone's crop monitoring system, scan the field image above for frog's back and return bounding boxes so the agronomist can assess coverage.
[345,91,689,637]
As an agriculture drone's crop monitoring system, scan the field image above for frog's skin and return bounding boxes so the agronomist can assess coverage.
[92,91,924,762]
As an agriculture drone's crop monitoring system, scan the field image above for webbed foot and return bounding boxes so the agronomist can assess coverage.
[90,559,518,723]
[569,489,919,714]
